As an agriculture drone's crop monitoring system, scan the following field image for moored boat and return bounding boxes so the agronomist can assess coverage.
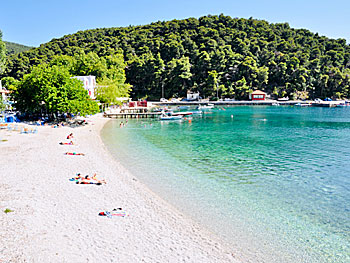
[172,111,193,116]
[159,112,183,120]
[197,103,214,110]
[159,115,183,120]
[295,102,311,107]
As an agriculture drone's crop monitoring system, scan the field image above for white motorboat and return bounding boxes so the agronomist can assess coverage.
[172,111,193,117]
[197,103,214,110]
[159,112,183,120]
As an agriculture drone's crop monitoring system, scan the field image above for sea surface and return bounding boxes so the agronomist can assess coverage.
[101,106,350,263]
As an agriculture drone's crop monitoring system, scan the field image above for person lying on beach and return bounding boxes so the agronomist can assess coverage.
[59,141,74,145]
[69,173,106,185]
[76,175,106,185]
[98,208,128,218]
[67,133,73,139]
[65,152,85,156]
[69,173,84,180]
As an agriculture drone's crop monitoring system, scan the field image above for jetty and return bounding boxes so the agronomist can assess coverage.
[104,112,161,119]
[103,106,162,118]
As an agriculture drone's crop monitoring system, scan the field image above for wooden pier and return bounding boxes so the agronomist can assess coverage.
[104,112,161,119]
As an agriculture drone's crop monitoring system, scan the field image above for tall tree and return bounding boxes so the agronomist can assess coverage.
[0,30,6,73]
[13,64,98,116]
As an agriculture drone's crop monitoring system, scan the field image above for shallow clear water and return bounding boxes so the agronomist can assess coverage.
[101,106,350,263]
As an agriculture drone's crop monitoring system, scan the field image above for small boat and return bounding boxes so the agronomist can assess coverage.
[159,112,183,120]
[295,103,311,107]
[153,107,173,112]
[197,103,214,110]
[172,111,193,116]
[160,115,183,120]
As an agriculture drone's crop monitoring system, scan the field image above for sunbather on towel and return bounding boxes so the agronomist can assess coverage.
[59,141,74,145]
[69,173,84,181]
[91,173,106,184]
[76,177,106,185]
[70,173,106,185]
[65,152,84,156]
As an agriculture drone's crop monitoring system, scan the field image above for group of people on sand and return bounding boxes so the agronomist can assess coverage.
[61,131,126,217]
[60,133,85,155]
[63,133,106,185]
[70,173,106,185]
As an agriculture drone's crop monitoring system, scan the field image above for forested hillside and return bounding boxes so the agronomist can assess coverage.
[3,14,350,100]
[4,41,33,56]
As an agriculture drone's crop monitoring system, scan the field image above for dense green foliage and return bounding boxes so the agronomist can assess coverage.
[13,64,99,116]
[0,98,5,111]
[0,31,6,74]
[8,50,130,116]
[49,50,131,103]
[4,41,32,56]
[3,15,350,100]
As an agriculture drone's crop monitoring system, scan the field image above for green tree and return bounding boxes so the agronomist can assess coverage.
[0,30,6,73]
[0,97,5,111]
[50,51,131,103]
[205,70,219,98]
[3,15,350,99]
[13,64,98,116]
[164,56,192,97]
[1,76,19,91]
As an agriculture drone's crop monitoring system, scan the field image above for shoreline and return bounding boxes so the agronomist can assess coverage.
[0,115,237,262]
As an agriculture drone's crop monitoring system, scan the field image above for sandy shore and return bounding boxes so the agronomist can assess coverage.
[0,115,238,263]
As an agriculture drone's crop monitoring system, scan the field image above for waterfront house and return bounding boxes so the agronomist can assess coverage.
[187,91,200,101]
[72,76,96,99]
[250,90,266,101]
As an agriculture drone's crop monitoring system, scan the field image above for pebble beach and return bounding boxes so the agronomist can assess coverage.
[0,115,237,263]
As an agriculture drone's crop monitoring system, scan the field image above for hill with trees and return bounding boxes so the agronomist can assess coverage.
[0,31,5,74]
[2,14,350,100]
[4,41,33,56]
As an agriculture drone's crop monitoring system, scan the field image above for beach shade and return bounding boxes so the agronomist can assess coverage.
[5,116,15,123]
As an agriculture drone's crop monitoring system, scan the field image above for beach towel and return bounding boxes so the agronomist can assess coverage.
[69,174,106,185]
[65,152,84,156]
[98,209,128,218]
[60,141,74,145]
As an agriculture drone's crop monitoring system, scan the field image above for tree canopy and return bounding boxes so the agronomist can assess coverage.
[4,41,32,56]
[2,15,350,100]
[49,50,131,103]
[12,63,99,116]
[8,49,130,116]
[0,30,6,74]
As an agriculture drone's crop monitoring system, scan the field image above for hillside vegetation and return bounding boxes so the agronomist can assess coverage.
[4,41,33,56]
[3,14,350,100]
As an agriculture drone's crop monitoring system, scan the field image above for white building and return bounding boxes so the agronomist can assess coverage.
[0,80,10,101]
[72,76,96,99]
[187,91,200,101]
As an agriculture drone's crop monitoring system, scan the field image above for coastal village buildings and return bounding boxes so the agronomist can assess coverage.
[250,90,266,101]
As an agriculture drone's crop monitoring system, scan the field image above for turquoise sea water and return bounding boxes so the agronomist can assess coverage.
[101,106,350,263]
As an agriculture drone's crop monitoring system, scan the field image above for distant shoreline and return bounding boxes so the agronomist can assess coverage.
[152,99,348,106]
